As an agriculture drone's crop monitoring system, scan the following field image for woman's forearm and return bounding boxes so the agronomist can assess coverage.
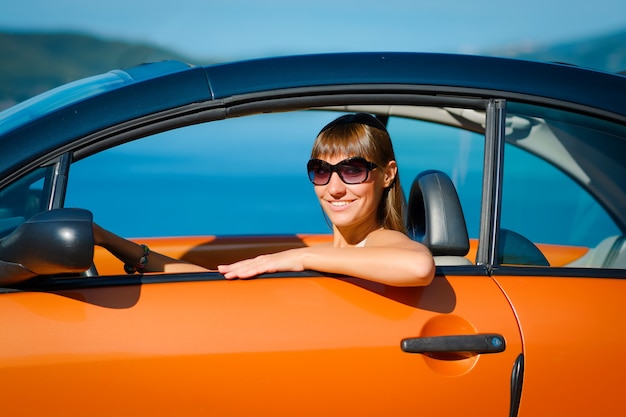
[93,223,191,273]
[300,245,435,287]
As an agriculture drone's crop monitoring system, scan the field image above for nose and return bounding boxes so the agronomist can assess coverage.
[326,172,346,196]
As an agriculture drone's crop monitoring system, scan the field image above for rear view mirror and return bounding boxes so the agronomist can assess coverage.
[0,208,94,285]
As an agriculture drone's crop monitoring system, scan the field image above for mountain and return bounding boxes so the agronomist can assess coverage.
[1,28,625,110]
[491,28,626,74]
[0,30,199,109]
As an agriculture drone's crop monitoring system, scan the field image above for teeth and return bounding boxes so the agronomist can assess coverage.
[331,201,351,206]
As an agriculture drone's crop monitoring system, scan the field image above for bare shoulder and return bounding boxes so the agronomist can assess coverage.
[366,229,429,251]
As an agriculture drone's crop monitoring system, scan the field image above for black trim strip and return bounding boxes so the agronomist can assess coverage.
[509,354,524,417]
[0,270,328,294]
[477,99,506,268]
[218,83,626,124]
[1,265,489,294]
[4,263,623,294]
[436,265,489,276]
[492,265,626,279]
[48,153,72,210]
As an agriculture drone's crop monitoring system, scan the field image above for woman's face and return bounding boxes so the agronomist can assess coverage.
[313,154,396,233]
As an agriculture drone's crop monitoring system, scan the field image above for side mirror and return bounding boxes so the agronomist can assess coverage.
[0,208,94,285]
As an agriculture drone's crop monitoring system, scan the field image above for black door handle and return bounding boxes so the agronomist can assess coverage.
[401,333,506,355]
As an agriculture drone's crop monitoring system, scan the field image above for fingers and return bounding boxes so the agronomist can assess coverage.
[218,253,286,280]
[218,249,303,280]
[217,256,269,280]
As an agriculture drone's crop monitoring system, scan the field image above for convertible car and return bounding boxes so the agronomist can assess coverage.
[1,53,625,416]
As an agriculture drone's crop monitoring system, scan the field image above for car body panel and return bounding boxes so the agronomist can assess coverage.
[493,274,626,415]
[0,272,522,416]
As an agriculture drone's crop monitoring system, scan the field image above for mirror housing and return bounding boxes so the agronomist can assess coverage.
[0,208,94,285]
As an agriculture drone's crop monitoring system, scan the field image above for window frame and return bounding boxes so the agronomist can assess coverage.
[23,87,626,279]
[492,100,626,277]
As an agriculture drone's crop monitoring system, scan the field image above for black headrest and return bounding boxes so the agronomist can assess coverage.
[407,170,470,256]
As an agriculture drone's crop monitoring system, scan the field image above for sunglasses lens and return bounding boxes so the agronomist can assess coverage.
[308,160,331,185]
[338,160,368,184]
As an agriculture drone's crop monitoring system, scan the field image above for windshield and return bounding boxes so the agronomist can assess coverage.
[0,70,131,136]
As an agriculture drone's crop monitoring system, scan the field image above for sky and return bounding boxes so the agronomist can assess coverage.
[2,0,626,62]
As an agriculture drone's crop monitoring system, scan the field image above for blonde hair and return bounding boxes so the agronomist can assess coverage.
[310,113,407,234]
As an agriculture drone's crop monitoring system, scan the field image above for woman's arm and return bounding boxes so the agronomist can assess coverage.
[217,229,435,287]
[93,223,208,273]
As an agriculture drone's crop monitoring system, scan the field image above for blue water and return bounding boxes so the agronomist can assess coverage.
[65,158,616,248]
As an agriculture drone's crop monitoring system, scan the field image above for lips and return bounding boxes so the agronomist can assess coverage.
[327,200,355,211]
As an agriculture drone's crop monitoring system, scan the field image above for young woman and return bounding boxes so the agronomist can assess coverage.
[94,113,435,287]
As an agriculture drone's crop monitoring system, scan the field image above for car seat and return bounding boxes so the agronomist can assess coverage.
[567,235,626,269]
[406,169,472,265]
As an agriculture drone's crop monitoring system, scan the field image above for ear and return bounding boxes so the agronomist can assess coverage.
[383,160,398,188]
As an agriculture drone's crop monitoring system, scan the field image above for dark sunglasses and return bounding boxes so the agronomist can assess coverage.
[307,157,378,185]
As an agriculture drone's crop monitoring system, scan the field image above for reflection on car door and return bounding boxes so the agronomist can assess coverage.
[1,272,522,416]
[494,274,626,415]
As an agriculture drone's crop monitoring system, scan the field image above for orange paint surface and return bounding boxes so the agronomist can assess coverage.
[1,273,522,416]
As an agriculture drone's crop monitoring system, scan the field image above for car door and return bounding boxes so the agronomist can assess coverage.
[489,102,626,415]
[0,107,524,416]
[1,272,522,416]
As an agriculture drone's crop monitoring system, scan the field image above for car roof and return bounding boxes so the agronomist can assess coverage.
[204,53,626,116]
[1,52,625,181]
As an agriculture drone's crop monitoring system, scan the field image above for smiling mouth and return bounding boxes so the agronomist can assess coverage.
[328,200,355,209]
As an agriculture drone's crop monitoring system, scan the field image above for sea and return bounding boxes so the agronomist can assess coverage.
[63,112,617,248]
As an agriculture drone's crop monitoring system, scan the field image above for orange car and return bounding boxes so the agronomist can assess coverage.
[1,53,625,416]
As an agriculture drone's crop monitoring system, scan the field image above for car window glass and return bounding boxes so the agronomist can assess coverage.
[501,103,623,268]
[66,111,337,237]
[387,116,484,240]
[65,109,486,249]
[0,166,50,236]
